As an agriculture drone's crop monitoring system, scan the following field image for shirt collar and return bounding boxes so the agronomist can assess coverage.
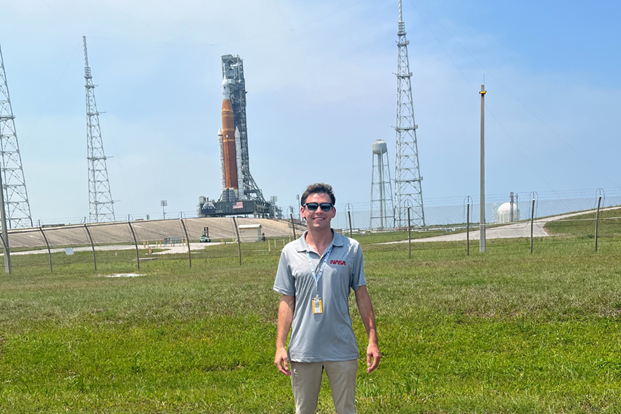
[295,229,344,253]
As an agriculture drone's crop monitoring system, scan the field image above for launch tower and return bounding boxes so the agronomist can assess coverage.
[198,55,280,219]
[83,36,115,223]
[0,46,33,228]
[394,0,425,228]
[221,55,264,201]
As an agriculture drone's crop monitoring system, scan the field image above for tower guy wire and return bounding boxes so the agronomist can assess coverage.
[83,37,115,223]
[0,45,33,229]
[394,0,425,228]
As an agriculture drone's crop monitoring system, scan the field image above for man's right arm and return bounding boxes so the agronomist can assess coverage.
[274,294,295,375]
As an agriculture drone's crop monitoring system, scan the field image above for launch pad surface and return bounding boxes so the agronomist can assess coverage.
[198,199,273,218]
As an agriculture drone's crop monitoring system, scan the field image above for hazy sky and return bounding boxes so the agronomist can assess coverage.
[0,0,619,223]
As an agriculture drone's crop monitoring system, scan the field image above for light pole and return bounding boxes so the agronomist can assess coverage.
[479,84,486,253]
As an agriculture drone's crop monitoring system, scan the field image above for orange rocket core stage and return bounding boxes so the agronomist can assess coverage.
[221,98,238,189]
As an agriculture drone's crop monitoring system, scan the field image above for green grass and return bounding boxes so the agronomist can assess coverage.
[545,208,621,239]
[1,228,621,412]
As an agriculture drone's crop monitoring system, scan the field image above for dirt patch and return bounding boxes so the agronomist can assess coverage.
[104,273,145,278]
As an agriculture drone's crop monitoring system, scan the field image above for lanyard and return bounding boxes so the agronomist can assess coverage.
[306,245,333,294]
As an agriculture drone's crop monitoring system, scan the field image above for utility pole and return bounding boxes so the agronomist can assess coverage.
[479,84,486,252]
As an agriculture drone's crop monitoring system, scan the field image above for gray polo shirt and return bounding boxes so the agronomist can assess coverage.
[273,230,366,362]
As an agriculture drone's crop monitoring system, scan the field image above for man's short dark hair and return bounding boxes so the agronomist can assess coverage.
[301,183,336,206]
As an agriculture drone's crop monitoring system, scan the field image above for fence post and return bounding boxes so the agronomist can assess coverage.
[290,213,297,239]
[463,196,472,257]
[347,210,353,239]
[232,217,242,266]
[39,227,53,272]
[530,198,536,254]
[83,224,97,271]
[466,202,470,256]
[127,221,140,270]
[346,203,355,230]
[180,219,192,268]
[0,171,10,273]
[408,207,412,258]
[595,195,602,252]
[0,233,9,273]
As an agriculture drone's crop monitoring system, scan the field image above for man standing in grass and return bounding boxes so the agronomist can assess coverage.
[274,183,380,414]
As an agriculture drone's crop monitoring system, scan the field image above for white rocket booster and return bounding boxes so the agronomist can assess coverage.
[235,127,244,200]
[217,128,226,193]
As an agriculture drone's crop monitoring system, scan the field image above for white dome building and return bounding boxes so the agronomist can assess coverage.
[495,202,520,224]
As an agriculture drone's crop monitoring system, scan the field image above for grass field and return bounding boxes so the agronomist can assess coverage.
[1,213,621,413]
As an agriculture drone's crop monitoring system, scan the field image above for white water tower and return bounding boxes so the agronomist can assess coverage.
[370,139,394,229]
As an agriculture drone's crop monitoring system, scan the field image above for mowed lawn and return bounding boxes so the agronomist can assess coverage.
[1,213,621,413]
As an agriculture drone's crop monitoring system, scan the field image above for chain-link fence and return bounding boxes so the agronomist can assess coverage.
[0,217,304,274]
[328,188,621,257]
[330,188,621,231]
[1,188,619,273]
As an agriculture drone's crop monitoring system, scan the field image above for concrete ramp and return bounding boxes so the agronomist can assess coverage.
[6,217,299,249]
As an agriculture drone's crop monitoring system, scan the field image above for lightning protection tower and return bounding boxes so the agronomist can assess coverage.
[0,46,33,228]
[370,139,393,229]
[83,36,115,223]
[394,0,425,228]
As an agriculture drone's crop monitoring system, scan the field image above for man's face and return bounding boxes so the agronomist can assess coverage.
[301,192,336,230]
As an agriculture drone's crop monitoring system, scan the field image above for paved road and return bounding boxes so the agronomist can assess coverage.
[384,206,621,244]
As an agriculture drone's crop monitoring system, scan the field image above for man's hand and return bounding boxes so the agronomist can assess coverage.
[355,286,380,373]
[274,347,291,375]
[366,342,381,373]
[275,295,295,376]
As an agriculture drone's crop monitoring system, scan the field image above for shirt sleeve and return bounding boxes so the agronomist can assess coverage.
[273,249,295,296]
[350,243,366,291]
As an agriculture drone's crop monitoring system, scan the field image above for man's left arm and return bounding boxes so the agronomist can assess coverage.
[355,285,380,373]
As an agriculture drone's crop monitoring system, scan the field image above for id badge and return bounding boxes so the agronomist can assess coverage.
[312,297,323,314]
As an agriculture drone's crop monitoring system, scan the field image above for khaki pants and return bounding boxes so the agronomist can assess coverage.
[290,360,358,414]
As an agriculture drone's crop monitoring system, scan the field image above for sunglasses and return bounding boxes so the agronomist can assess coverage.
[304,203,333,212]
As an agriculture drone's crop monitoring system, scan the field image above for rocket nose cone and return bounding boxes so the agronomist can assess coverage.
[218,128,223,135]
